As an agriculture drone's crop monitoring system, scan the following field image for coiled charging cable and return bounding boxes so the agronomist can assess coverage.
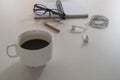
[71,15,109,43]
[89,15,109,29]
[71,15,109,33]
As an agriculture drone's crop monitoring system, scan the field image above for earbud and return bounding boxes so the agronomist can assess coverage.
[82,34,89,43]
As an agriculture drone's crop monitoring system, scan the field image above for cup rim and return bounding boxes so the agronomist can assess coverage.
[16,29,53,51]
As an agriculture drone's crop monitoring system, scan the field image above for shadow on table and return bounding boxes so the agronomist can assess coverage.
[0,61,45,80]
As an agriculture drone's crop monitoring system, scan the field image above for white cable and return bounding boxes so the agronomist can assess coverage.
[88,15,109,29]
[71,15,109,32]
[71,15,109,44]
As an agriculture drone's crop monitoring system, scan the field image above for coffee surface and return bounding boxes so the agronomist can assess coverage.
[21,39,49,50]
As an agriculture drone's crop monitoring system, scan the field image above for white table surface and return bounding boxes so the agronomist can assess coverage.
[0,0,120,80]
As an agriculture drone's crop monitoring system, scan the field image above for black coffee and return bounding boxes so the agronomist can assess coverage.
[21,39,49,50]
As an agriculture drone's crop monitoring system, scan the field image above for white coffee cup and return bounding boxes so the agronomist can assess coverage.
[6,29,53,67]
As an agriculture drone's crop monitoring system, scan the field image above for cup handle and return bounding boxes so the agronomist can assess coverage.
[6,43,18,57]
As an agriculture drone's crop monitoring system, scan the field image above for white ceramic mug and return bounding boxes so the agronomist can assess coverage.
[6,29,53,67]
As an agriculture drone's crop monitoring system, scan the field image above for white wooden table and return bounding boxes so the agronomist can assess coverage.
[0,0,120,80]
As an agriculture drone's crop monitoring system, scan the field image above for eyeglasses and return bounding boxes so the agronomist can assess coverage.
[33,4,66,22]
